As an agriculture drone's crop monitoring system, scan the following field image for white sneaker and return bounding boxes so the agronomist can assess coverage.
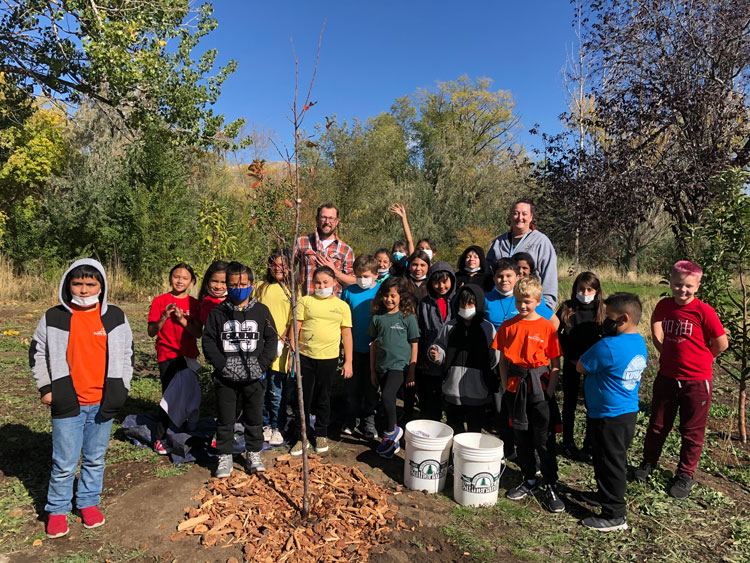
[246,451,266,473]
[262,426,273,442]
[269,428,285,446]
[215,454,233,478]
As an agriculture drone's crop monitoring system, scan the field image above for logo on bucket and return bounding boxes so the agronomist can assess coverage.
[409,459,448,480]
[460,472,500,494]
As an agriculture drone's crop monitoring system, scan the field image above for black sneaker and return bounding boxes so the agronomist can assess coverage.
[561,442,580,460]
[545,484,565,513]
[578,446,592,463]
[581,515,628,532]
[669,473,694,499]
[576,490,601,508]
[633,461,653,482]
[506,480,540,500]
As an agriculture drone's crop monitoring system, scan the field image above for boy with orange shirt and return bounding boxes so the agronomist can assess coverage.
[493,277,564,513]
[30,259,133,538]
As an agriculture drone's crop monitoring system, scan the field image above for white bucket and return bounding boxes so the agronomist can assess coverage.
[403,420,454,493]
[452,433,505,507]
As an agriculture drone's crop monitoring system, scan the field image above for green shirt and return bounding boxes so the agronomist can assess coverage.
[368,311,420,374]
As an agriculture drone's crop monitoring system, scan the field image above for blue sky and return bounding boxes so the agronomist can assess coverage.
[205,1,577,159]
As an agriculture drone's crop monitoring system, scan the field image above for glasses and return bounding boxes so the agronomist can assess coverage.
[318,216,338,222]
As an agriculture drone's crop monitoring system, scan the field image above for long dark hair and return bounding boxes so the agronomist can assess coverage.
[256,249,293,300]
[559,271,606,327]
[198,260,228,301]
[371,276,416,317]
[513,252,537,278]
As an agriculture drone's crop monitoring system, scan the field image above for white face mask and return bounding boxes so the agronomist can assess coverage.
[421,249,434,260]
[314,287,334,298]
[495,287,514,297]
[378,268,390,277]
[576,293,595,305]
[71,293,100,307]
[356,277,373,289]
[465,266,481,273]
[411,273,427,282]
[458,307,476,320]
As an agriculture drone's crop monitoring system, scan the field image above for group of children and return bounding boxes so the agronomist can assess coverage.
[31,236,727,538]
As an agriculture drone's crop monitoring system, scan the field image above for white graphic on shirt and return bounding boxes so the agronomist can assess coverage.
[622,355,647,390]
[662,319,694,338]
[221,320,259,352]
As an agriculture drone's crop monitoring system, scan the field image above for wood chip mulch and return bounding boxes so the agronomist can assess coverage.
[171,454,401,561]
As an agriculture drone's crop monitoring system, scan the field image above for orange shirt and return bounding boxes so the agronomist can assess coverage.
[493,316,561,369]
[67,304,108,405]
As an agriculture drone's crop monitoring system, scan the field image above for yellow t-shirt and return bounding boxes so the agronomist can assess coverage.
[253,282,297,372]
[297,294,352,360]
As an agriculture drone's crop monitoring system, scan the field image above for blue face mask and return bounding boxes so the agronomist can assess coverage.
[227,286,252,304]
[393,251,406,262]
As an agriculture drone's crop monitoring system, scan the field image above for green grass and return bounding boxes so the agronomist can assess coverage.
[154,463,191,478]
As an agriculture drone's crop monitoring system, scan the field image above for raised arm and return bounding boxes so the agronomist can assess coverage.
[389,204,415,255]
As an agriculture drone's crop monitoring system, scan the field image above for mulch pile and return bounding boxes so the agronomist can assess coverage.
[171,454,402,561]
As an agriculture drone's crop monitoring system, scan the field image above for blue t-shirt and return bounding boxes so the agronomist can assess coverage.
[485,288,554,329]
[580,333,648,418]
[341,283,379,353]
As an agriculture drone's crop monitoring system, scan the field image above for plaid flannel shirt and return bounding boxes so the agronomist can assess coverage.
[295,232,355,296]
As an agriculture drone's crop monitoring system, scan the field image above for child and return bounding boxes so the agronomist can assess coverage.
[417,261,457,421]
[455,245,492,291]
[486,259,559,329]
[494,277,564,513]
[199,260,228,327]
[147,262,202,454]
[389,204,416,256]
[290,266,353,455]
[416,238,437,262]
[635,260,728,498]
[407,250,432,299]
[202,262,278,477]
[556,272,605,460]
[31,259,133,538]
[576,292,647,531]
[391,241,409,276]
[513,252,537,280]
[254,249,295,447]
[374,248,392,282]
[369,276,420,457]
[429,285,499,434]
[341,254,381,438]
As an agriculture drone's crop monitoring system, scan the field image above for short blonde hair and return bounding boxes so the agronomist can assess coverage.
[514,277,543,302]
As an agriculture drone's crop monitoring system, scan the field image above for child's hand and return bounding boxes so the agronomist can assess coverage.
[41,392,52,405]
[405,372,415,388]
[429,345,439,361]
[162,302,176,321]
[342,362,353,379]
[389,204,407,218]
[371,372,378,387]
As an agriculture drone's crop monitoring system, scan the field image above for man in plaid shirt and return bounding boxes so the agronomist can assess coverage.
[295,203,355,296]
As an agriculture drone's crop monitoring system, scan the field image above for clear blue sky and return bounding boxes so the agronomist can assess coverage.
[205,1,577,159]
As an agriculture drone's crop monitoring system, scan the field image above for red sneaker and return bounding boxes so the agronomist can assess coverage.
[46,514,69,538]
[80,506,105,529]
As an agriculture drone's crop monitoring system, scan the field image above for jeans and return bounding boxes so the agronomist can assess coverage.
[46,403,113,515]
[263,369,288,430]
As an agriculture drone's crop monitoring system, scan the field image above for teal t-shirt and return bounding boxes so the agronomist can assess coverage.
[341,283,379,353]
[368,311,420,374]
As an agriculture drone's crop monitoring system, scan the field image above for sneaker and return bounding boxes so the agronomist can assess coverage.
[215,454,233,478]
[46,514,69,539]
[80,506,105,529]
[314,437,329,454]
[506,480,540,500]
[376,426,403,458]
[578,446,592,463]
[506,450,518,463]
[581,515,628,532]
[341,426,354,436]
[246,451,266,473]
[633,461,654,482]
[153,439,168,455]
[545,484,566,513]
[576,490,602,508]
[269,428,285,447]
[669,473,694,499]
[262,426,273,443]
[363,425,379,440]
[289,441,309,456]
[561,442,580,460]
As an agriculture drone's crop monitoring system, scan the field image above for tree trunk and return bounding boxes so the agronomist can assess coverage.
[739,376,747,444]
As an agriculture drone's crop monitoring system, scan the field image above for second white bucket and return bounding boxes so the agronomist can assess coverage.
[453,433,505,507]
[403,420,454,493]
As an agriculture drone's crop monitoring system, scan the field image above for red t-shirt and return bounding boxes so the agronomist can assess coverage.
[200,295,224,326]
[148,293,200,362]
[67,304,107,404]
[653,297,725,380]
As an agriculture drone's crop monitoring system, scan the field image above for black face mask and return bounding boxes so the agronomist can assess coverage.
[602,316,624,337]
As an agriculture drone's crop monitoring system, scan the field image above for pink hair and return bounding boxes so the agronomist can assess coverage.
[672,260,703,280]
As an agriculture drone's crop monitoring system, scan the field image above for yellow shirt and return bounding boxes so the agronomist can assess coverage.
[297,294,352,360]
[254,282,297,372]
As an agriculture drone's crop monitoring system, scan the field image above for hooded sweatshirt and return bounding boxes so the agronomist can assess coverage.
[417,261,456,376]
[486,229,559,308]
[429,285,500,406]
[29,258,133,420]
[455,245,493,292]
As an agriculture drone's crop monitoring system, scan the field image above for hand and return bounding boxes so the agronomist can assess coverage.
[173,306,184,320]
[342,362,353,379]
[41,392,52,405]
[405,372,415,388]
[546,387,555,399]
[429,345,439,361]
[370,372,378,387]
[314,252,336,270]
[162,303,176,321]
[389,204,407,219]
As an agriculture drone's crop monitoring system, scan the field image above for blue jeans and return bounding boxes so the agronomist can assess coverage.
[263,370,288,430]
[46,404,113,515]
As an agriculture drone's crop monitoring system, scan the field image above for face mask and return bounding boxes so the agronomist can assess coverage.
[411,273,427,282]
[378,268,390,278]
[465,266,481,273]
[393,251,406,262]
[227,286,252,304]
[71,293,100,307]
[576,293,595,305]
[602,316,623,337]
[458,307,476,320]
[495,287,514,297]
[421,249,434,260]
[356,277,373,289]
[314,287,334,298]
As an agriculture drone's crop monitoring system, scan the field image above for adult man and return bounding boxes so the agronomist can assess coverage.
[295,203,355,296]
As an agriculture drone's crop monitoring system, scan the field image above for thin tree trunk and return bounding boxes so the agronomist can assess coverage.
[739,378,747,444]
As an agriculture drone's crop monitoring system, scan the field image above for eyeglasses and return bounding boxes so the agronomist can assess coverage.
[318,216,338,222]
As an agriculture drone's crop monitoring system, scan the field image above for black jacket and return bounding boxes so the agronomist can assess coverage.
[417,261,457,375]
[455,245,493,292]
[556,301,601,362]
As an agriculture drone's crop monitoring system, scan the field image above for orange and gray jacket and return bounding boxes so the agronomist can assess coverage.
[29,258,133,420]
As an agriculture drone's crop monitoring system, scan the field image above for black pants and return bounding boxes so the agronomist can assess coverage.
[416,372,443,422]
[154,356,188,440]
[590,412,637,519]
[294,355,337,439]
[380,369,405,433]
[561,359,591,448]
[214,376,266,454]
[511,395,558,484]
[403,381,417,422]
[497,391,516,456]
[344,351,378,427]
[445,403,483,434]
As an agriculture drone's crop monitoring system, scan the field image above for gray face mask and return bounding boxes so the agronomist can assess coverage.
[576,293,595,305]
